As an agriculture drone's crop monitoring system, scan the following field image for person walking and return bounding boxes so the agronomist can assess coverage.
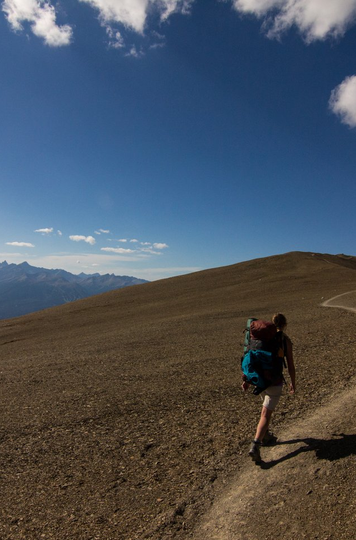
[242,313,296,463]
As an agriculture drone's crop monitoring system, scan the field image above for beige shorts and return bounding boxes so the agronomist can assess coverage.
[261,384,283,411]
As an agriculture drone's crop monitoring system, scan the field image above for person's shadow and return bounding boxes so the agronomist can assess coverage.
[260,433,356,469]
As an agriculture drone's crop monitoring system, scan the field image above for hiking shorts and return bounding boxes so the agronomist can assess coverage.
[261,385,283,411]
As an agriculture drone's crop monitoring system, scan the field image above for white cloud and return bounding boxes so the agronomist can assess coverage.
[6,241,35,247]
[0,0,191,50]
[159,0,193,21]
[57,230,63,236]
[232,0,356,42]
[6,0,356,51]
[77,0,192,35]
[2,0,72,46]
[69,235,96,245]
[101,247,135,254]
[78,0,148,33]
[329,75,356,128]
[130,238,139,243]
[153,242,169,249]
[106,26,125,48]
[99,228,110,234]
[233,0,284,16]
[232,0,356,128]
[118,238,128,242]
[141,248,162,255]
[35,227,53,234]
[0,0,192,50]
[126,45,143,58]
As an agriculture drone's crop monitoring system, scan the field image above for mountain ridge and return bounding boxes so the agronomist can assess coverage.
[0,260,148,319]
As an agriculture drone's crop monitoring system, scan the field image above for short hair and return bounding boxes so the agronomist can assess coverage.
[272,313,287,329]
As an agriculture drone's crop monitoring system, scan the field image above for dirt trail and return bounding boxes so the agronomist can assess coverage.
[194,296,356,540]
[321,290,356,313]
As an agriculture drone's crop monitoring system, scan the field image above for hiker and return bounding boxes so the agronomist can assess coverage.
[242,313,296,463]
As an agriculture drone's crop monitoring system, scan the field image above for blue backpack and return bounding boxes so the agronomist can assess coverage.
[241,318,285,395]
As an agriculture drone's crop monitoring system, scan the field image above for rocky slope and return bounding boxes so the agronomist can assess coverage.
[0,251,355,539]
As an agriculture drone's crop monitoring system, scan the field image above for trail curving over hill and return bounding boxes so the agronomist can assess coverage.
[321,290,356,313]
[194,296,356,540]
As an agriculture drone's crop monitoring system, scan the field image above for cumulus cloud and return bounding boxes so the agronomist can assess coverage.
[35,227,53,234]
[6,241,35,247]
[233,0,283,16]
[329,75,356,128]
[153,242,169,249]
[78,0,148,34]
[2,0,193,47]
[69,235,96,245]
[4,0,356,50]
[57,230,63,236]
[77,0,192,34]
[232,0,356,42]
[232,1,356,127]
[101,247,135,254]
[2,0,72,46]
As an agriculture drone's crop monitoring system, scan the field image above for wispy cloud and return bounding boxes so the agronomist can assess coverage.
[69,235,96,245]
[125,45,144,58]
[101,247,135,254]
[141,248,162,255]
[6,241,35,247]
[106,26,125,49]
[35,227,53,234]
[94,229,110,235]
[101,238,169,257]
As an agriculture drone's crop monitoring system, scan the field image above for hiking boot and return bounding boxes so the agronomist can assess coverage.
[248,441,262,463]
[262,430,277,446]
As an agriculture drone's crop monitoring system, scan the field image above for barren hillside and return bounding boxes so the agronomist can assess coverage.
[0,251,355,539]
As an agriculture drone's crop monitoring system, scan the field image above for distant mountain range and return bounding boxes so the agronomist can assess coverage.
[0,261,148,320]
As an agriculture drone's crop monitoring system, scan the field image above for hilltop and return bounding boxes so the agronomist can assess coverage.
[0,251,355,539]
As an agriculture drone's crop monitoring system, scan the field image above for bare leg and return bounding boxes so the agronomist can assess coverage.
[254,406,273,443]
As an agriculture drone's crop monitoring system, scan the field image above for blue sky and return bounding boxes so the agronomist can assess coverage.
[1,0,356,281]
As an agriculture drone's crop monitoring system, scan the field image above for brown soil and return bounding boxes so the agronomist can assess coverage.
[0,251,355,539]
[195,383,356,540]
